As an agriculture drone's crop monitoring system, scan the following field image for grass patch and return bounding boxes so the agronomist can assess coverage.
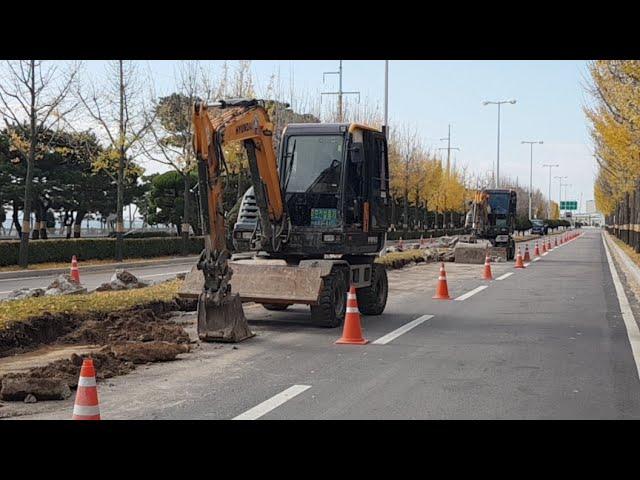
[376,250,424,267]
[610,235,640,270]
[0,280,183,328]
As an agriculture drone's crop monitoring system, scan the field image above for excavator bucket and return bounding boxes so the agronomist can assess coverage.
[197,292,255,343]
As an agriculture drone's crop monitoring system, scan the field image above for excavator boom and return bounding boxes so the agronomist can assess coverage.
[191,99,288,342]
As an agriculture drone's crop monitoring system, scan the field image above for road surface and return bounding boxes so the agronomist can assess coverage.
[8,229,640,419]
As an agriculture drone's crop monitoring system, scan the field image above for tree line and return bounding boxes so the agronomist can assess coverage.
[1,60,557,268]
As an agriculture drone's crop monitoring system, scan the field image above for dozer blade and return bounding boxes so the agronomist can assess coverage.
[454,241,490,264]
[490,247,508,261]
[197,293,255,343]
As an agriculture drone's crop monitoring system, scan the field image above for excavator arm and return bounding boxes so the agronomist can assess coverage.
[191,98,288,342]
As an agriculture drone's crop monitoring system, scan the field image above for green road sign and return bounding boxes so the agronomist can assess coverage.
[560,201,578,210]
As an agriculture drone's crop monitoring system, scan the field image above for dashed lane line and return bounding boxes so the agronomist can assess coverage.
[602,233,640,381]
[233,385,311,420]
[533,257,541,262]
[372,315,434,345]
[454,285,488,301]
[496,272,514,281]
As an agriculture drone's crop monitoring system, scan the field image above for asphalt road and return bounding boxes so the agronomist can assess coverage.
[0,262,194,299]
[10,228,640,419]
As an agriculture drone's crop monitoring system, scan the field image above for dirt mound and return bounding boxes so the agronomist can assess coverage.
[109,341,189,364]
[0,298,196,358]
[60,309,190,346]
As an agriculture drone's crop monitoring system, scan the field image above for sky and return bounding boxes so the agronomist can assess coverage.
[107,59,594,210]
[2,60,596,229]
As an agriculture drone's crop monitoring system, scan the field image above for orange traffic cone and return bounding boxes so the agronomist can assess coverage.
[336,286,368,345]
[433,262,451,299]
[482,254,493,280]
[515,248,526,268]
[554,237,558,248]
[541,241,547,253]
[72,358,100,420]
[547,238,552,250]
[534,241,540,257]
[70,255,80,284]
[524,245,531,262]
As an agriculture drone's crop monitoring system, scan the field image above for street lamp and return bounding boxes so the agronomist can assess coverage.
[543,164,559,218]
[483,99,516,188]
[521,140,543,220]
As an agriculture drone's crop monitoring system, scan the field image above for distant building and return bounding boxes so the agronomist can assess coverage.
[586,200,596,214]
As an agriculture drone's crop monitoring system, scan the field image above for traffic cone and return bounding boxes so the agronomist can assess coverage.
[524,244,531,262]
[70,255,80,284]
[482,253,493,280]
[515,248,526,268]
[541,241,547,253]
[433,262,451,300]
[336,286,368,345]
[72,358,100,420]
[554,237,559,248]
[534,241,540,257]
[547,238,552,250]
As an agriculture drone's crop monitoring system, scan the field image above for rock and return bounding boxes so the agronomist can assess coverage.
[44,274,87,296]
[176,272,187,280]
[7,287,45,300]
[109,341,189,364]
[24,394,37,404]
[96,269,149,291]
[0,377,72,402]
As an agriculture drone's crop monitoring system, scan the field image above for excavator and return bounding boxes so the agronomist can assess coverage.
[455,188,517,262]
[183,99,390,342]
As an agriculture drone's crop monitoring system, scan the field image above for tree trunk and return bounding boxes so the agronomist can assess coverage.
[12,199,22,238]
[115,60,125,262]
[403,190,408,229]
[40,204,48,239]
[18,61,37,268]
[31,202,41,240]
[74,210,86,238]
[181,173,190,256]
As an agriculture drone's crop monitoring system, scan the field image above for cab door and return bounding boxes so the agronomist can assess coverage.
[362,130,389,231]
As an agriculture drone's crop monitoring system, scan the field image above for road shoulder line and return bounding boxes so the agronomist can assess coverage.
[496,272,514,280]
[233,385,311,420]
[602,233,640,381]
[372,314,434,345]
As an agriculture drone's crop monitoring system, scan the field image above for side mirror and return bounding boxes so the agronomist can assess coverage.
[349,142,364,163]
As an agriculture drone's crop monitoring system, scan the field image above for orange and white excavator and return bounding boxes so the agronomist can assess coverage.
[186,99,390,342]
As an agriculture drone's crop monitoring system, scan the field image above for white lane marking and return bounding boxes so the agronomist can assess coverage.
[455,285,488,301]
[496,272,514,281]
[602,234,640,381]
[372,314,434,345]
[524,263,531,267]
[139,271,188,279]
[533,257,541,262]
[542,252,548,256]
[0,290,11,294]
[233,385,311,420]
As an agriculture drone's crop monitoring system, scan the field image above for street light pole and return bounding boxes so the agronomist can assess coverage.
[483,99,517,188]
[521,140,543,220]
[554,175,568,217]
[383,60,389,139]
[543,164,559,218]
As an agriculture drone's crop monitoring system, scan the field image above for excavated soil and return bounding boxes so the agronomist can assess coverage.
[0,298,196,402]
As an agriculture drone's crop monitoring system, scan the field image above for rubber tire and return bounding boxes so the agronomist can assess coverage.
[507,239,516,261]
[310,266,348,328]
[262,303,291,311]
[357,264,388,315]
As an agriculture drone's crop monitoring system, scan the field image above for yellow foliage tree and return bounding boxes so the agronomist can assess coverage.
[550,201,560,220]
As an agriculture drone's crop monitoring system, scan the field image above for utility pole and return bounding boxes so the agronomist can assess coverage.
[321,60,360,122]
[439,124,461,174]
[521,140,543,220]
[383,60,389,139]
[543,164,559,218]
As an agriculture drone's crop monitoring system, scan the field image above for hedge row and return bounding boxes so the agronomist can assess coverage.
[0,237,205,266]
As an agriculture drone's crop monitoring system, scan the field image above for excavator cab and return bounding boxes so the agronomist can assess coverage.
[234,123,389,257]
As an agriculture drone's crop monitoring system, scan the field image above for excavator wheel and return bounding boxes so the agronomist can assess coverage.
[262,303,292,311]
[310,266,348,328]
[357,263,388,315]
